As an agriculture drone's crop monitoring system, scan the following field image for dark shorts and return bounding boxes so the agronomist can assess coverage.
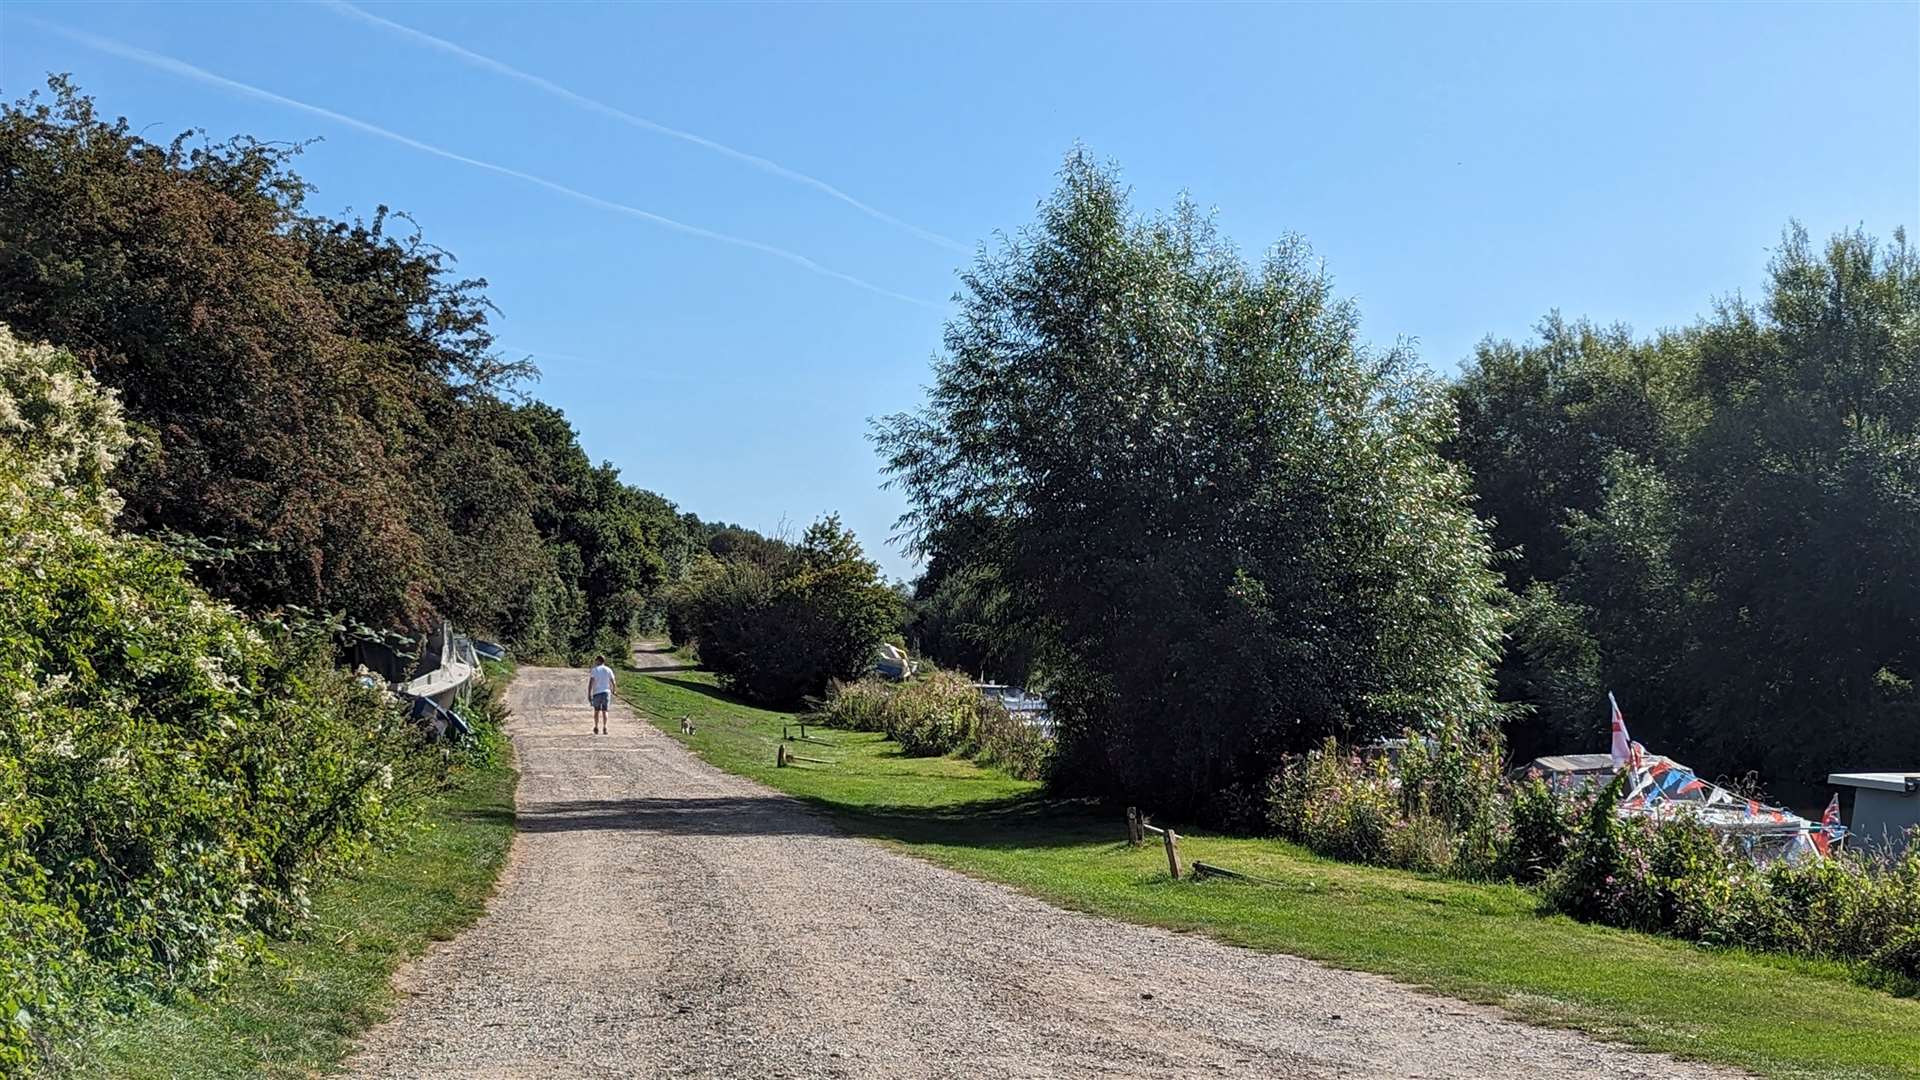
[591,691,610,710]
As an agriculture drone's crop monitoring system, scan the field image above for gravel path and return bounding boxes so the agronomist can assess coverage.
[346,654,1739,1079]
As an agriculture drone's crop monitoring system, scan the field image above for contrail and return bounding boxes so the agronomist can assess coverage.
[33,20,942,309]
[321,0,968,255]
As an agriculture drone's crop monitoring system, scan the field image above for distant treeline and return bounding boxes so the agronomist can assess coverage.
[889,152,1917,817]
[0,78,735,662]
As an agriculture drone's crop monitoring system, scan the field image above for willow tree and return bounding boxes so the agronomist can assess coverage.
[876,153,1507,820]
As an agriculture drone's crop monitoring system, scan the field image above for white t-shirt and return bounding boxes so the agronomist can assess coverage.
[589,664,615,695]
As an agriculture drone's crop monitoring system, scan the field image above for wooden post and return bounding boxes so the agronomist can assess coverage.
[1126,806,1144,846]
[1163,828,1185,880]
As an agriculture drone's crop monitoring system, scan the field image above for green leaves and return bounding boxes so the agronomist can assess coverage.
[0,330,447,1071]
[667,516,900,707]
[1455,224,1920,788]
[877,151,1507,818]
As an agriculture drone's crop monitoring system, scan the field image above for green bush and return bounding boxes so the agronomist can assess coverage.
[0,756,93,1073]
[1543,774,1920,980]
[449,669,515,769]
[972,701,1054,783]
[665,516,900,707]
[1878,927,1920,982]
[888,672,983,756]
[1271,721,1920,982]
[0,328,450,1071]
[1268,742,1399,867]
[1505,775,1578,883]
[1268,726,1507,877]
[814,678,893,733]
[1543,774,1652,928]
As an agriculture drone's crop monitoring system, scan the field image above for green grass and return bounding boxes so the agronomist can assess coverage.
[622,661,1920,1080]
[63,669,519,1079]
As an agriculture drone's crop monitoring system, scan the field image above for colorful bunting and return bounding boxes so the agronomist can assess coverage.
[1595,693,1824,862]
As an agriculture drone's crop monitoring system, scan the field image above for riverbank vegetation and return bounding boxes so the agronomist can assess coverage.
[0,77,711,1074]
[0,325,515,1072]
[883,152,1916,820]
[869,152,1918,1009]
[1266,735,1920,985]
[816,668,1052,780]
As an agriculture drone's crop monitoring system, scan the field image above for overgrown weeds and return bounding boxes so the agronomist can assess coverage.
[1543,775,1920,984]
[1267,722,1505,878]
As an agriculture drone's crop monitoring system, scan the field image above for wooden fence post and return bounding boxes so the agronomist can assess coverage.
[1126,806,1144,846]
[1163,828,1185,880]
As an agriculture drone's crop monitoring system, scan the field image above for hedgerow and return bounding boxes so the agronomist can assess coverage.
[0,328,456,1072]
[1542,776,1920,979]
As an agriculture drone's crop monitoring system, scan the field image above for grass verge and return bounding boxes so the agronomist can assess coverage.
[61,668,519,1079]
[622,660,1920,1080]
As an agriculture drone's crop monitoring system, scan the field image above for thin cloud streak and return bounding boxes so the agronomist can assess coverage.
[322,0,968,255]
[34,19,941,309]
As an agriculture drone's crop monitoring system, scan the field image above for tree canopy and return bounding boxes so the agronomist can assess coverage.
[876,153,1508,820]
[0,79,685,660]
[665,514,899,706]
[1452,226,1920,790]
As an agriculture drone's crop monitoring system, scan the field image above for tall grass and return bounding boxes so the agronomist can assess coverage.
[816,669,1052,781]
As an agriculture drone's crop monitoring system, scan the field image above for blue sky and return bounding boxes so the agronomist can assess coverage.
[4,2,1915,578]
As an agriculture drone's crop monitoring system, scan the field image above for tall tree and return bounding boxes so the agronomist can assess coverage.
[1447,315,1701,589]
[876,152,1507,819]
[1663,226,1920,781]
[665,514,898,705]
[1451,226,1920,790]
[0,79,693,658]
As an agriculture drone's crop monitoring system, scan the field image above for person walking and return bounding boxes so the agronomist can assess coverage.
[587,655,616,735]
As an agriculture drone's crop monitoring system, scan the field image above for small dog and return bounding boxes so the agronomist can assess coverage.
[679,716,695,735]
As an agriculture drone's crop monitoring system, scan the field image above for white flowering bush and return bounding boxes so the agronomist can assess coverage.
[0,324,128,516]
[0,326,438,1070]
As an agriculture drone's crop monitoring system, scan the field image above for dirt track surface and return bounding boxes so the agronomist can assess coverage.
[346,652,1738,1079]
